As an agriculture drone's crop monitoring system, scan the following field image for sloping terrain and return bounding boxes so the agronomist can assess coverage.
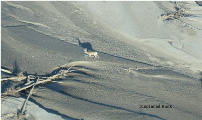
[1,1,202,120]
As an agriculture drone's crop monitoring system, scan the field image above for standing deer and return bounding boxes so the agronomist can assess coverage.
[84,48,99,58]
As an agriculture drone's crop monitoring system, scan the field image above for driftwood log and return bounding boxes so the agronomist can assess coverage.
[1,65,74,97]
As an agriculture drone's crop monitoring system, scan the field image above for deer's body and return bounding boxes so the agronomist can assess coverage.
[84,48,99,58]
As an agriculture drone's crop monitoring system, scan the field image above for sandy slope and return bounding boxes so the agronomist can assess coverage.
[1,1,202,120]
[1,97,72,120]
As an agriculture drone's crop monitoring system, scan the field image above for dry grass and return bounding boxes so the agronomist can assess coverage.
[1,61,96,119]
[160,2,186,20]
[1,65,74,94]
[2,86,19,97]
[1,61,98,95]
[1,71,26,82]
[1,113,17,120]
[161,9,185,20]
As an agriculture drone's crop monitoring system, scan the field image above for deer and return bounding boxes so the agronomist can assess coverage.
[84,48,99,58]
